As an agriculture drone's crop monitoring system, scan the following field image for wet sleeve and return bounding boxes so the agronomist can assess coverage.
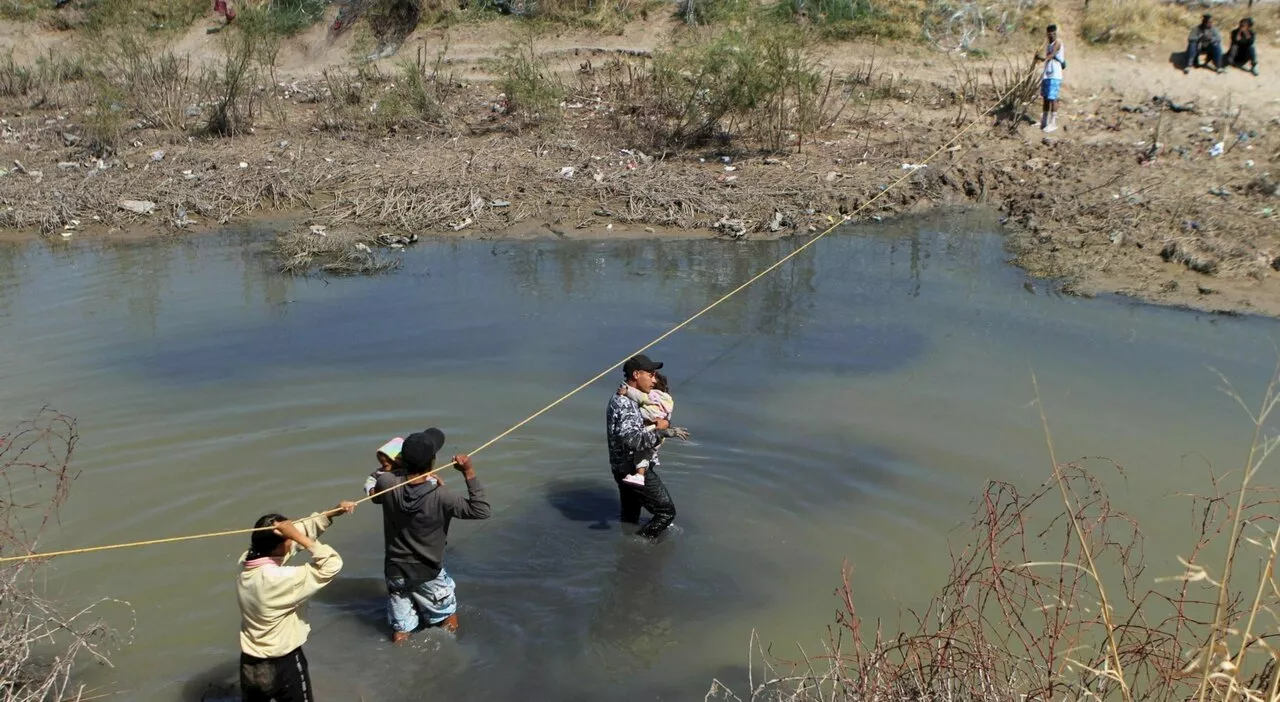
[442,478,492,520]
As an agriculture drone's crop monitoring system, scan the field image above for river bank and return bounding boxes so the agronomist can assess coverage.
[1,6,1278,314]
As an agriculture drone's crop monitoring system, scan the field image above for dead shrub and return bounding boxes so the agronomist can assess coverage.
[1,410,129,702]
[0,51,33,98]
[490,28,565,129]
[713,370,1280,702]
[922,0,1045,51]
[202,24,267,137]
[616,22,842,151]
[316,50,448,133]
[88,34,194,131]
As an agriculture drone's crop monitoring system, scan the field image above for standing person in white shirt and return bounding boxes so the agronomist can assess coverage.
[1035,24,1066,133]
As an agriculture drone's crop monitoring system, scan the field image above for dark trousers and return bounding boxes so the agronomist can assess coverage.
[615,468,676,538]
[1229,44,1257,67]
[240,647,313,702]
[1187,39,1223,68]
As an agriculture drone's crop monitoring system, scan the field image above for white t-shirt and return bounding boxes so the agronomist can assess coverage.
[1043,40,1065,81]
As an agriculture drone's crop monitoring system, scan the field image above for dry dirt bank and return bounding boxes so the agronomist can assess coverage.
[1,11,1278,314]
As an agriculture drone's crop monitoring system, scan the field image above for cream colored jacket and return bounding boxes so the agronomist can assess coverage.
[236,512,342,658]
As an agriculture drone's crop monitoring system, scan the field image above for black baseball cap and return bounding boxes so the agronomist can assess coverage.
[623,354,663,377]
[401,428,446,472]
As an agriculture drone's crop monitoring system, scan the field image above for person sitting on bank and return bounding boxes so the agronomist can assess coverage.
[371,429,491,642]
[1185,14,1225,74]
[1227,18,1259,76]
[236,501,357,702]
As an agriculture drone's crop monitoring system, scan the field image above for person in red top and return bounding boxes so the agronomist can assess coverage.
[213,0,236,24]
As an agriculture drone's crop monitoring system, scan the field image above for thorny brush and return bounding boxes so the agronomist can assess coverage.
[709,364,1280,701]
[1,410,132,702]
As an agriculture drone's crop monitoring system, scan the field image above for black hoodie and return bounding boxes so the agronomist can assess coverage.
[371,470,491,582]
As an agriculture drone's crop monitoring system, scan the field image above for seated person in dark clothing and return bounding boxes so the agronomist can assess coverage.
[1227,18,1259,76]
[1185,14,1225,74]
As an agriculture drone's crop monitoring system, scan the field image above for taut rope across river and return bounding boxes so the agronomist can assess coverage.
[0,69,1035,565]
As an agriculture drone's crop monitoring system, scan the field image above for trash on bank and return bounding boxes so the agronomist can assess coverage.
[118,200,157,215]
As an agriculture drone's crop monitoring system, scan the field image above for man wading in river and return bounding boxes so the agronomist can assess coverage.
[371,428,491,642]
[606,354,690,539]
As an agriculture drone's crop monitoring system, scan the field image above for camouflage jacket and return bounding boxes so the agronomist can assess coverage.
[606,393,662,476]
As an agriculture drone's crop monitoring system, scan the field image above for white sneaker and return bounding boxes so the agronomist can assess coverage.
[1043,122,1058,133]
[622,473,645,487]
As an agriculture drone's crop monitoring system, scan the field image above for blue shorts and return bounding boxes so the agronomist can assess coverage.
[386,568,457,632]
[1041,78,1061,101]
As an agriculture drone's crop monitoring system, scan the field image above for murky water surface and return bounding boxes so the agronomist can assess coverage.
[1,212,1277,700]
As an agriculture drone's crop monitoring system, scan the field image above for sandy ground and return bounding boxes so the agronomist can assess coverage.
[2,4,1279,314]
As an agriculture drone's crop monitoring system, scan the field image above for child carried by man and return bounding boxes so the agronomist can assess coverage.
[365,437,438,496]
[617,371,675,487]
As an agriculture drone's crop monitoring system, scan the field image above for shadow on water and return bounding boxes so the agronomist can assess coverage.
[180,659,239,702]
[543,476,617,530]
[311,576,393,640]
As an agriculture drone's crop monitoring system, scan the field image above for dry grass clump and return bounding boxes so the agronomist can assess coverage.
[522,0,665,30]
[767,0,915,40]
[87,34,193,132]
[0,49,88,105]
[317,46,452,132]
[274,226,404,275]
[1,410,129,702]
[1081,0,1191,45]
[711,369,1280,701]
[489,29,565,130]
[590,23,842,151]
[922,0,1046,51]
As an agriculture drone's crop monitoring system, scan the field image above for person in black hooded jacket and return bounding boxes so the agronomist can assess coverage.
[369,428,491,642]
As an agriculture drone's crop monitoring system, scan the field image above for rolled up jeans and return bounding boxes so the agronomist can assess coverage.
[1188,39,1222,68]
[386,567,457,632]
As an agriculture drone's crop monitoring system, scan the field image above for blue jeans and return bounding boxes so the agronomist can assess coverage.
[1187,39,1223,69]
[386,568,457,632]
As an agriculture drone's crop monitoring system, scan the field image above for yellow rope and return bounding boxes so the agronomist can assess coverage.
[0,74,1029,565]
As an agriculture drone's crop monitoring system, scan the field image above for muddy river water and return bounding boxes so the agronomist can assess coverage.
[2,211,1279,700]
